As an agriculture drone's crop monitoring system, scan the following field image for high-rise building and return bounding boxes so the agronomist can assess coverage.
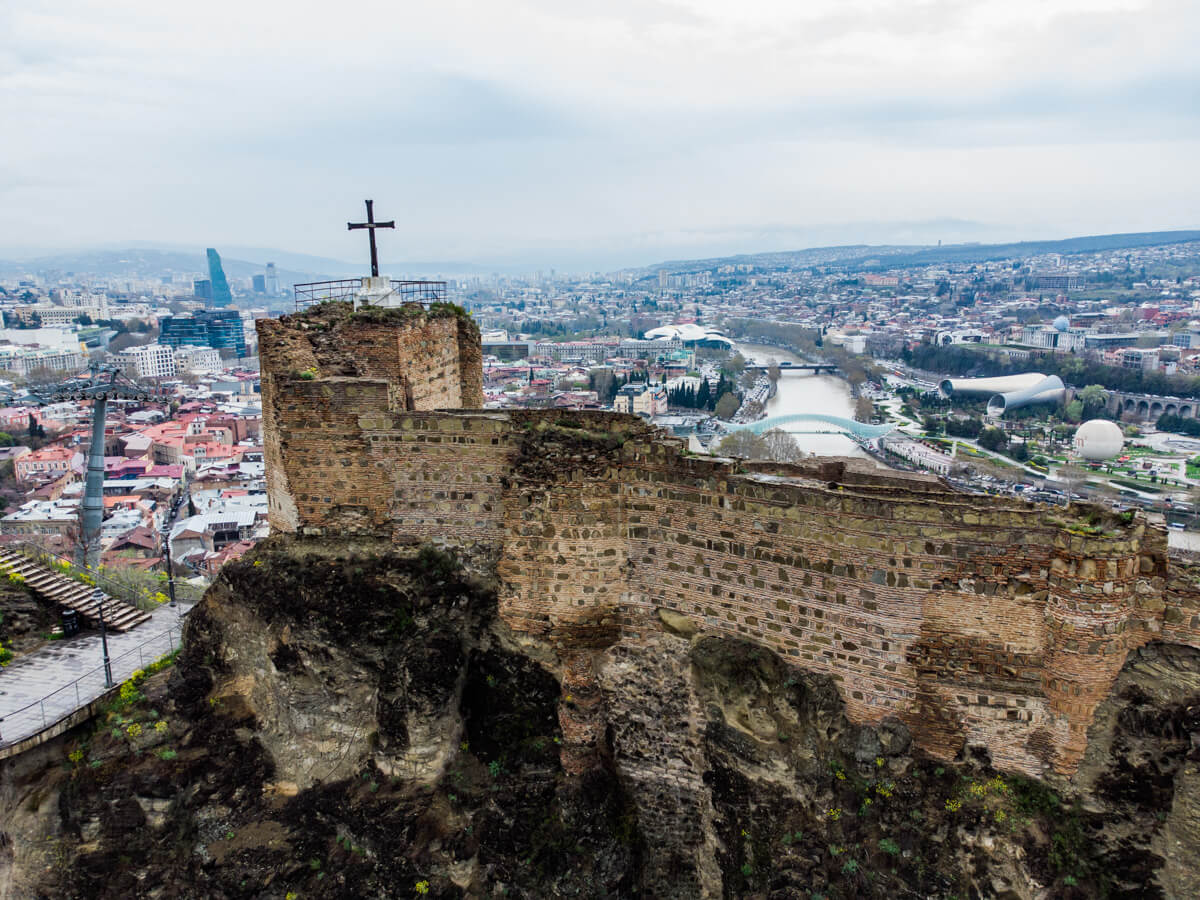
[194,279,213,301]
[265,262,279,296]
[207,248,233,307]
[159,315,206,349]
[160,309,248,358]
[116,343,177,379]
[252,274,266,293]
[173,346,223,373]
[203,309,247,357]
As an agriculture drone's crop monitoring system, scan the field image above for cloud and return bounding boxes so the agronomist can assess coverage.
[0,0,1197,267]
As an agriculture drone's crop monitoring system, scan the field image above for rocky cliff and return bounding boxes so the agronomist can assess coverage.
[4,536,1200,898]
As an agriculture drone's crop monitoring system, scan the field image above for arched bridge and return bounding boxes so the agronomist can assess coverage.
[1103,390,1196,422]
[726,413,895,439]
[744,363,840,375]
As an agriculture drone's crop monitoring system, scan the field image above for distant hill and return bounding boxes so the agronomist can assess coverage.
[650,244,920,274]
[0,248,339,287]
[0,246,497,286]
[857,230,1200,270]
[649,230,1200,274]
[5,229,1198,286]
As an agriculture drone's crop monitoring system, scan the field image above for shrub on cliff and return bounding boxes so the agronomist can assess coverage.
[346,300,472,326]
[415,545,462,585]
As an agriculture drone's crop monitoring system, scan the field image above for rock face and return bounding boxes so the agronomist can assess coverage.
[5,536,1200,898]
[0,538,636,899]
[0,581,58,658]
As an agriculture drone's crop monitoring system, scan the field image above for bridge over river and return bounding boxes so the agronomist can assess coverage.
[725,413,895,440]
[744,363,839,374]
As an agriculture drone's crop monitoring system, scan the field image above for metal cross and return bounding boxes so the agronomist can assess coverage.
[347,199,395,278]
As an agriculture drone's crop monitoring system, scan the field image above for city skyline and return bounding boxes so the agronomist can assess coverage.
[3,0,1198,269]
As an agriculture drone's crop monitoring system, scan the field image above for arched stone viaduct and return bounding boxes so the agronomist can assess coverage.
[1100,390,1197,422]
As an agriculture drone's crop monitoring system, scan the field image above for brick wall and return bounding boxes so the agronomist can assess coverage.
[258,304,483,532]
[258,315,1199,777]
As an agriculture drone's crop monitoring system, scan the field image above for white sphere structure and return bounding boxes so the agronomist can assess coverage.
[1073,419,1124,461]
[1052,315,1070,332]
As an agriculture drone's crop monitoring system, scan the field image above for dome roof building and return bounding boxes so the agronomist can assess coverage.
[643,324,733,347]
[1073,419,1124,461]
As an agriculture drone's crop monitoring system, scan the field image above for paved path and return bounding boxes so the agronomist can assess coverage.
[0,603,191,747]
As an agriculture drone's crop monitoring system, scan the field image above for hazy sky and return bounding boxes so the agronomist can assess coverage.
[2,0,1198,269]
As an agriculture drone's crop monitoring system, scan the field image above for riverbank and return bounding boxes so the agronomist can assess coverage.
[730,341,871,459]
[730,373,774,424]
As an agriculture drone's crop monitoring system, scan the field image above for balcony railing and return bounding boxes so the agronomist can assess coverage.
[294,279,449,311]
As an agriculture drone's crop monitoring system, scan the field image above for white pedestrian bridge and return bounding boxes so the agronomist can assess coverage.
[725,413,895,439]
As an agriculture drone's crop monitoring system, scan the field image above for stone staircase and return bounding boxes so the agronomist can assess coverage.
[0,550,151,632]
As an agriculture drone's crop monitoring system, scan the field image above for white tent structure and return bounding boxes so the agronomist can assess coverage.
[940,373,1066,417]
[939,374,1048,398]
[643,324,733,347]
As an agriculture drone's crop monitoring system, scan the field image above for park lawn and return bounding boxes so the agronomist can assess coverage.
[1125,445,1185,459]
[977,452,1019,469]
[1108,476,1165,494]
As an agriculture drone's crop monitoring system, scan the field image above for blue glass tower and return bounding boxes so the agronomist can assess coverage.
[160,310,247,358]
[206,248,233,308]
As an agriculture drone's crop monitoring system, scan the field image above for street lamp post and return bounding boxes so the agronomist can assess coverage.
[32,364,166,571]
[162,528,177,608]
[94,587,113,688]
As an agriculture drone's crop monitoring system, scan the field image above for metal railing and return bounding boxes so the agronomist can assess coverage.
[2,540,169,612]
[294,279,449,311]
[0,624,183,748]
[293,279,361,307]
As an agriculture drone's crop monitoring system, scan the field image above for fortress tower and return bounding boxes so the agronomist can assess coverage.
[258,300,482,534]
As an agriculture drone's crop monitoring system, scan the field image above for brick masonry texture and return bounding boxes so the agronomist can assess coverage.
[258,303,483,532]
[258,312,1200,778]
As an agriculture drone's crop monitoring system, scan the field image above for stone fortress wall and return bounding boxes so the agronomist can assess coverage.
[259,306,1200,778]
[257,302,482,533]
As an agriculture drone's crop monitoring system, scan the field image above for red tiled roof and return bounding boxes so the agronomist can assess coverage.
[109,525,158,551]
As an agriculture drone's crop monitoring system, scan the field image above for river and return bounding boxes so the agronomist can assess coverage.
[730,341,869,459]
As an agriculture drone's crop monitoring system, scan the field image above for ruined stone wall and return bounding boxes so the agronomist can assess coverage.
[263,395,513,542]
[257,315,1200,777]
[259,378,387,533]
[258,304,484,532]
[260,397,1196,776]
[618,448,1170,775]
[258,303,481,410]
[497,414,636,640]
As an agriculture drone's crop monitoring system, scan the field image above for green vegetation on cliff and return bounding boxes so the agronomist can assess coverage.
[290,299,474,328]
